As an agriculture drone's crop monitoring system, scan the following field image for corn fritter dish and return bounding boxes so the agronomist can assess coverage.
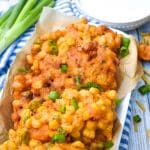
[0,18,126,150]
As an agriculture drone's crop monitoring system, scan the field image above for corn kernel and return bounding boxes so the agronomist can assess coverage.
[49,120,59,130]
[106,112,114,122]
[100,106,106,111]
[86,121,97,130]
[26,54,33,65]
[99,35,106,46]
[29,139,40,147]
[105,90,116,100]
[83,129,95,139]
[92,103,99,111]
[72,141,85,148]
[0,143,7,150]
[40,33,51,41]
[89,87,99,94]
[66,37,75,46]
[71,131,80,138]
[9,129,16,141]
[41,41,51,52]
[32,119,41,128]
[19,144,30,150]
[83,111,90,120]
[98,121,105,129]
[37,106,45,112]
[61,124,73,133]
[32,80,43,89]
[34,145,46,150]
[31,60,39,71]
[7,141,16,150]
[37,51,46,60]
[25,118,32,128]
[48,131,56,138]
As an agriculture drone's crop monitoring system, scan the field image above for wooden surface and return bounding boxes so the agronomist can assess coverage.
[127,21,150,150]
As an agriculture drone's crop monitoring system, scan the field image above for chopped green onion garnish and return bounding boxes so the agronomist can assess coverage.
[133,114,141,132]
[48,91,60,102]
[52,133,65,143]
[115,99,122,106]
[72,97,79,110]
[60,64,68,73]
[133,115,141,123]
[119,37,130,58]
[85,82,103,91]
[104,141,114,148]
[59,105,66,113]
[0,0,55,55]
[119,46,129,57]
[122,37,130,48]
[138,84,150,95]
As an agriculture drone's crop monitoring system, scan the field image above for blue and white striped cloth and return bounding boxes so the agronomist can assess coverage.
[0,0,132,149]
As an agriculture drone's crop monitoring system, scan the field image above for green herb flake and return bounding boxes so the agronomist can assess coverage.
[48,91,60,102]
[115,99,122,107]
[122,37,130,48]
[72,97,79,110]
[60,64,68,73]
[52,133,65,143]
[104,141,114,148]
[119,37,130,58]
[59,105,66,114]
[138,84,150,95]
[133,115,141,123]
[85,82,103,91]
[119,46,129,58]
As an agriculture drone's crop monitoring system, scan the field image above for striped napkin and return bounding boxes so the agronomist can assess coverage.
[0,0,132,149]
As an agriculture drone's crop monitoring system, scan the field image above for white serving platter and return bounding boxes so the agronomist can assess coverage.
[0,8,135,150]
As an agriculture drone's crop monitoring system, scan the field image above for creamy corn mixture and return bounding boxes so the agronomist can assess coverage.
[0,18,123,150]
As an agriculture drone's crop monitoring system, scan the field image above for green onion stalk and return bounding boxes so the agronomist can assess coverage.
[0,0,55,55]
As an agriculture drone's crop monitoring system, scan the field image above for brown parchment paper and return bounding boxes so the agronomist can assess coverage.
[0,7,143,149]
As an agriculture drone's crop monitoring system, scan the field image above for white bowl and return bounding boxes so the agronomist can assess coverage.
[75,0,150,31]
